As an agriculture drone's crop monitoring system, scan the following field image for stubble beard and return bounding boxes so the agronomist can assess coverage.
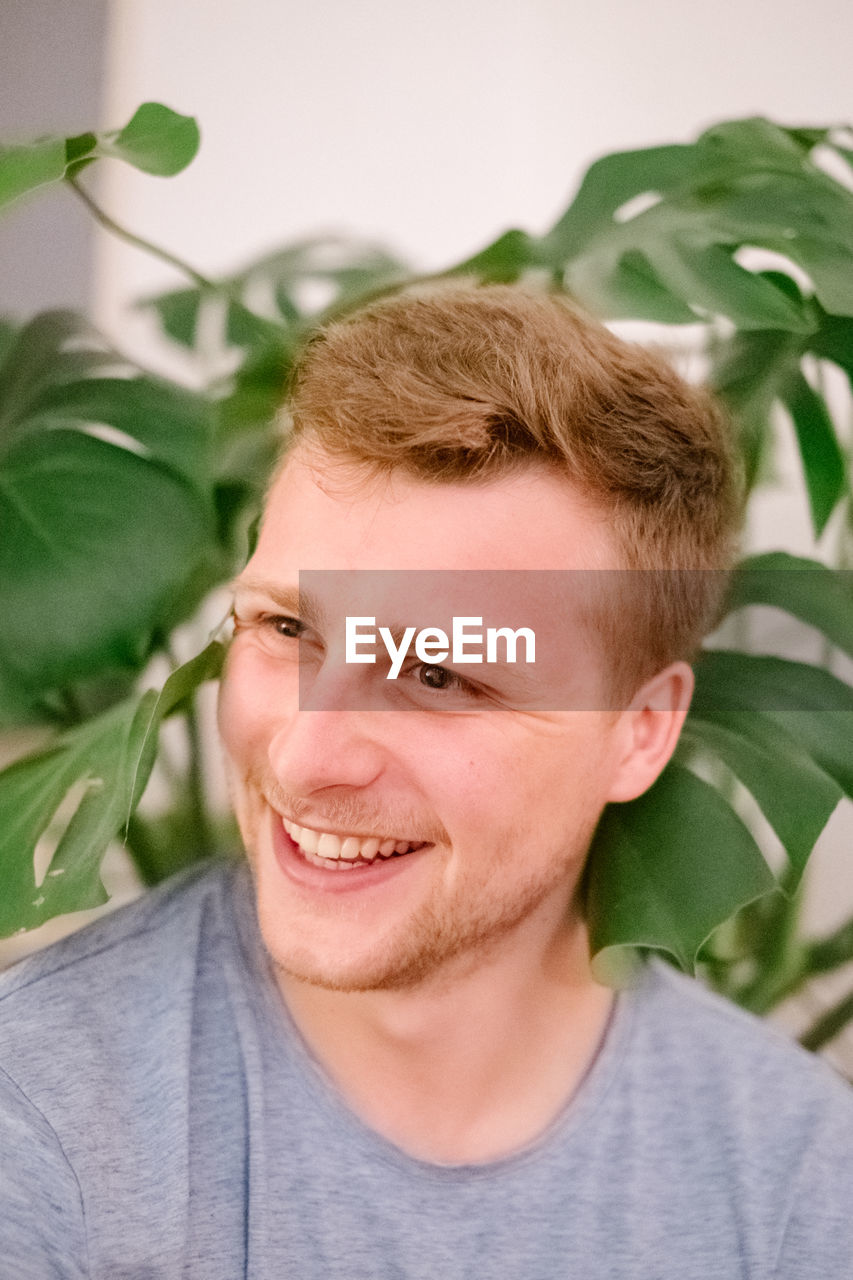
[250,822,589,996]
[230,765,591,996]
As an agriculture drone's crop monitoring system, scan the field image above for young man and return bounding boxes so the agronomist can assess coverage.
[1,286,852,1277]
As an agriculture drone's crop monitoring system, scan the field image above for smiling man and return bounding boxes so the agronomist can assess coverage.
[2,286,853,1278]
[222,458,677,1011]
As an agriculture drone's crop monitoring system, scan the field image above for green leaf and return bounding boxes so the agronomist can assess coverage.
[779,374,848,535]
[690,695,853,794]
[691,649,853,712]
[564,211,812,331]
[448,229,540,283]
[28,376,215,490]
[784,236,853,317]
[141,289,285,354]
[64,132,97,166]
[0,319,18,367]
[695,117,815,175]
[0,313,217,491]
[63,132,99,181]
[233,237,410,325]
[0,432,216,713]
[0,103,199,214]
[583,248,696,324]
[142,287,203,348]
[681,715,842,879]
[811,310,853,384]
[709,329,802,488]
[0,642,224,937]
[0,313,119,428]
[586,763,776,976]
[545,144,697,257]
[96,103,200,177]
[724,554,853,660]
[225,300,288,350]
[764,711,853,797]
[0,138,66,212]
[0,698,150,934]
[548,118,824,266]
[213,335,299,499]
[660,240,810,330]
[147,640,227,721]
[0,312,221,722]
[539,116,853,329]
[782,126,830,150]
[143,236,411,360]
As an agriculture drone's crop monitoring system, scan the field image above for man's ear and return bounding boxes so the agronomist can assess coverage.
[605,660,694,804]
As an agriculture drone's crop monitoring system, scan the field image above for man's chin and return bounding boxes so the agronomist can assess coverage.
[261,928,437,995]
[257,900,516,996]
[273,958,399,995]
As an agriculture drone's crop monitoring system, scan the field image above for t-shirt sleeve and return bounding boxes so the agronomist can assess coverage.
[0,1066,89,1279]
[771,1088,853,1279]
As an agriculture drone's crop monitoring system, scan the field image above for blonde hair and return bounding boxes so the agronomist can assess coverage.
[284,284,742,693]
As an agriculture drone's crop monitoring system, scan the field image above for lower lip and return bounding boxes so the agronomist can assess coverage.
[271,815,431,895]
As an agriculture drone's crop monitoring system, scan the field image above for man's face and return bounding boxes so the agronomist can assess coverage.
[218,445,634,992]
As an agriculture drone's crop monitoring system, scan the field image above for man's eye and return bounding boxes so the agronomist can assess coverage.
[267,616,306,639]
[418,664,456,690]
[233,612,307,643]
[414,664,479,697]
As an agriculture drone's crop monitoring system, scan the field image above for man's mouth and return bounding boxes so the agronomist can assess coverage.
[282,818,430,872]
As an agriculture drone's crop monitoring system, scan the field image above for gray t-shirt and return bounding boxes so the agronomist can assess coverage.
[1,859,852,1279]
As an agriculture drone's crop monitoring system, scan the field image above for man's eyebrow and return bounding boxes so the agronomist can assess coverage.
[230,577,326,631]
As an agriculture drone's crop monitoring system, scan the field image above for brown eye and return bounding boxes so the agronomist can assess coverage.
[399,661,486,705]
[418,664,458,690]
[271,616,305,639]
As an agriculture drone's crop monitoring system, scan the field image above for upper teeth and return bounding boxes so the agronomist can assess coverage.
[283,819,420,862]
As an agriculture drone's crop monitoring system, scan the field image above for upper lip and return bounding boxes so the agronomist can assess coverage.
[276,811,425,844]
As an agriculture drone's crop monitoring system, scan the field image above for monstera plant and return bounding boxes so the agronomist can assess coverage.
[1,105,852,1062]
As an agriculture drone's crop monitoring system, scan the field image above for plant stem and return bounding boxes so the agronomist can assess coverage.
[732,911,853,1016]
[66,175,215,290]
[731,877,806,1014]
[805,914,853,976]
[800,989,853,1054]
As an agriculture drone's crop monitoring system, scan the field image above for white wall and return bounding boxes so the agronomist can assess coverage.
[0,0,108,314]
[95,0,853,328]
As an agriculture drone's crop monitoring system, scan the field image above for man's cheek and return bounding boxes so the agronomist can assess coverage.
[217,646,267,761]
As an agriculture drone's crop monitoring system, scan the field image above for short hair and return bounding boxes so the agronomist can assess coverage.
[283,284,743,696]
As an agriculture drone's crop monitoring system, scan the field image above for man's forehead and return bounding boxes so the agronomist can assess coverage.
[257,446,620,575]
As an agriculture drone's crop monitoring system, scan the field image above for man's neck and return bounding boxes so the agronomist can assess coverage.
[275,907,615,1165]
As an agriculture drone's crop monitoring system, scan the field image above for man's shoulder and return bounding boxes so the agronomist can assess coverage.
[630,959,853,1136]
[0,858,245,1059]
[0,859,256,1275]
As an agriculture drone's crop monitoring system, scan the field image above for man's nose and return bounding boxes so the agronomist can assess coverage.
[267,702,386,798]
